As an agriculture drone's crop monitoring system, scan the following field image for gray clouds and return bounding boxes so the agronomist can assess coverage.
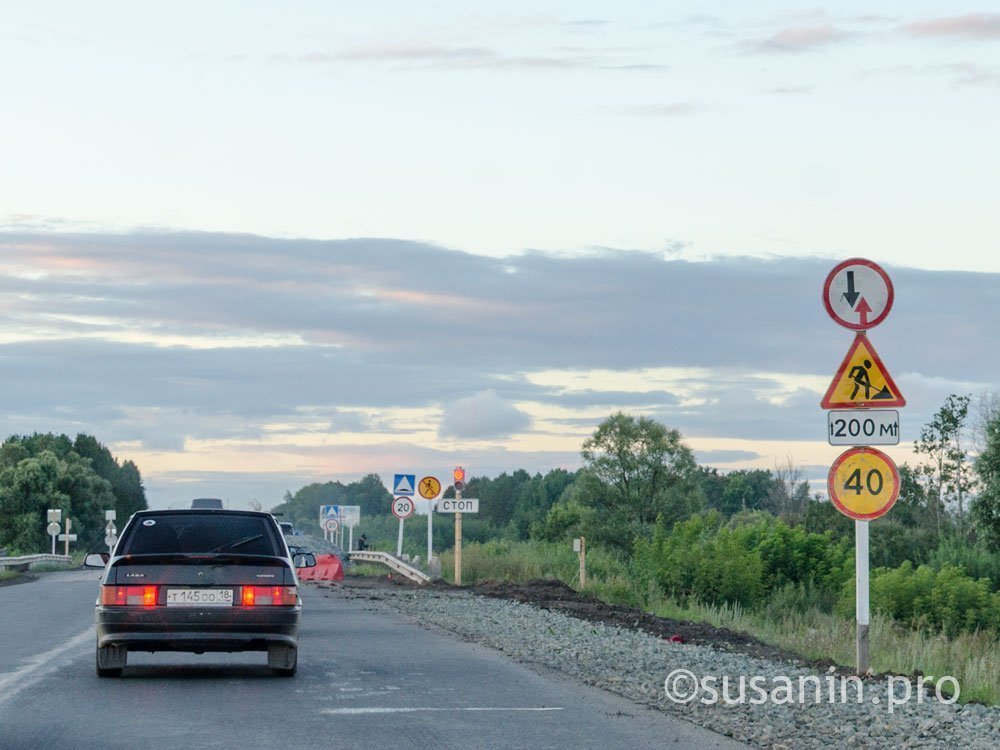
[1,230,996,506]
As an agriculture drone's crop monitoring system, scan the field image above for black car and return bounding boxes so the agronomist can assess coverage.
[87,509,315,677]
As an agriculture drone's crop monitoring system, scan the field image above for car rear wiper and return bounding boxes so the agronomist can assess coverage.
[211,534,266,552]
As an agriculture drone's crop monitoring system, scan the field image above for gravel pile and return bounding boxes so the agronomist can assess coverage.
[345,585,1000,750]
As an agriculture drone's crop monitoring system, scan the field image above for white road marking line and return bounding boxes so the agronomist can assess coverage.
[0,627,93,705]
[321,707,564,715]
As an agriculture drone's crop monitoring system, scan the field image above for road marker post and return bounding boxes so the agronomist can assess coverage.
[574,537,587,588]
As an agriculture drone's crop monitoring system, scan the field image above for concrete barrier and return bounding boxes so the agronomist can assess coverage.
[0,554,74,572]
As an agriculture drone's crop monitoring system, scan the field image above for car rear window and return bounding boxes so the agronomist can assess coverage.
[121,515,280,556]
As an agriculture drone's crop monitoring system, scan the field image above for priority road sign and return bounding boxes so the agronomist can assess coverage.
[391,496,415,519]
[823,258,894,331]
[418,476,442,500]
[821,334,905,409]
[393,474,416,496]
[828,447,900,520]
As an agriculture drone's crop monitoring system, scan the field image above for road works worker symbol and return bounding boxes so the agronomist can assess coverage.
[828,447,900,520]
[821,334,906,409]
[418,476,441,500]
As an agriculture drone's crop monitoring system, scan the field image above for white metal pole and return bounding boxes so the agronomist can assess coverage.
[856,519,870,674]
[427,499,434,564]
[348,525,354,552]
[52,534,56,555]
[396,517,404,557]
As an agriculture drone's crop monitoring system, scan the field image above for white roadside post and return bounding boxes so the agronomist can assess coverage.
[821,258,905,677]
[574,537,587,588]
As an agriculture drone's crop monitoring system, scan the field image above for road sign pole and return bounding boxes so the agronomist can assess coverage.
[579,536,586,588]
[454,487,463,586]
[427,500,433,566]
[52,533,56,555]
[349,525,354,552]
[396,517,404,557]
[856,519,870,675]
[64,518,71,556]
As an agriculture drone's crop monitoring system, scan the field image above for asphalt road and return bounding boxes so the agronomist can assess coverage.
[0,571,747,750]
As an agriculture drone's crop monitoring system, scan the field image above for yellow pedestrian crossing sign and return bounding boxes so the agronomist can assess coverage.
[821,334,906,409]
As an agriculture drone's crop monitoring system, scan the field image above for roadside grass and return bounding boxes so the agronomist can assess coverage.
[348,563,392,577]
[442,539,1000,705]
[0,570,20,583]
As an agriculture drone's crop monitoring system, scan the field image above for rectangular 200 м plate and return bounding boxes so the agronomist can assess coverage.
[165,588,235,607]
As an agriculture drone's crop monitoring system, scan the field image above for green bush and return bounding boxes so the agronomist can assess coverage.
[849,561,1000,636]
[928,536,1000,591]
[634,512,764,608]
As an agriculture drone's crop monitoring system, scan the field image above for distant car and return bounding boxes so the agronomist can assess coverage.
[279,521,295,536]
[86,509,315,677]
[190,498,224,509]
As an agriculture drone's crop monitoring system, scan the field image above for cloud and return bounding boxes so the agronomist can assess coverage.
[764,85,815,95]
[264,41,662,72]
[903,14,1000,40]
[3,230,1000,507]
[438,390,532,439]
[695,449,763,465]
[618,102,705,117]
[745,23,855,54]
[860,63,1000,88]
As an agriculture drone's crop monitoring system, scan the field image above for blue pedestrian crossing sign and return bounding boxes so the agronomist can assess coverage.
[393,474,416,496]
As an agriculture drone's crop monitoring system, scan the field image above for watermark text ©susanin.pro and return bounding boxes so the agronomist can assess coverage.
[663,669,959,713]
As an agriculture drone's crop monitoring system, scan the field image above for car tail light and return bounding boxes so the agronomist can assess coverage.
[241,585,297,606]
[101,585,158,606]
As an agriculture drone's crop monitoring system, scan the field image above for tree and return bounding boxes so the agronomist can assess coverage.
[0,433,146,552]
[973,412,1000,548]
[764,457,812,522]
[915,394,973,536]
[576,412,701,546]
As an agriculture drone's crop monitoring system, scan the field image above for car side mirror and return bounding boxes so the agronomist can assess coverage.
[293,553,316,569]
[84,552,110,568]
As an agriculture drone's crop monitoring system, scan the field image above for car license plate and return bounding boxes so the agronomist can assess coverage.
[165,588,234,607]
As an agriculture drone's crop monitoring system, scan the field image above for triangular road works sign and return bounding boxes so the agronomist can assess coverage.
[821,334,906,409]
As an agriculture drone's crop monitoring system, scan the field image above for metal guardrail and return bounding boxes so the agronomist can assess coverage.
[0,554,74,572]
[348,550,431,584]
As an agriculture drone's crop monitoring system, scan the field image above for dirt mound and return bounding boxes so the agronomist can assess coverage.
[474,578,578,602]
[472,579,801,665]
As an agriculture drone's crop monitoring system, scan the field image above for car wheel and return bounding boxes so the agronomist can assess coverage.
[268,644,297,677]
[96,645,127,677]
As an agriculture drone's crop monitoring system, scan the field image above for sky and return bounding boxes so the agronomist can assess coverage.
[0,3,998,509]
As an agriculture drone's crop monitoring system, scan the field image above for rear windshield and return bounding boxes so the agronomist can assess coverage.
[121,515,281,556]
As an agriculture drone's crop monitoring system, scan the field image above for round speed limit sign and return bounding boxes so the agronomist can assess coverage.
[828,446,900,520]
[391,496,415,520]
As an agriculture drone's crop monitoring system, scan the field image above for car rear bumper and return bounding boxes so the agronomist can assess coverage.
[96,605,300,652]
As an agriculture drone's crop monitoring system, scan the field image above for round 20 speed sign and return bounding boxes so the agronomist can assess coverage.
[828,447,900,521]
[391,496,415,520]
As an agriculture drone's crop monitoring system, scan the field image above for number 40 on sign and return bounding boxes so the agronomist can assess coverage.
[827,447,900,521]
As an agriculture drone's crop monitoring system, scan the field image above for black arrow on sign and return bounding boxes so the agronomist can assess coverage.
[843,271,860,308]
